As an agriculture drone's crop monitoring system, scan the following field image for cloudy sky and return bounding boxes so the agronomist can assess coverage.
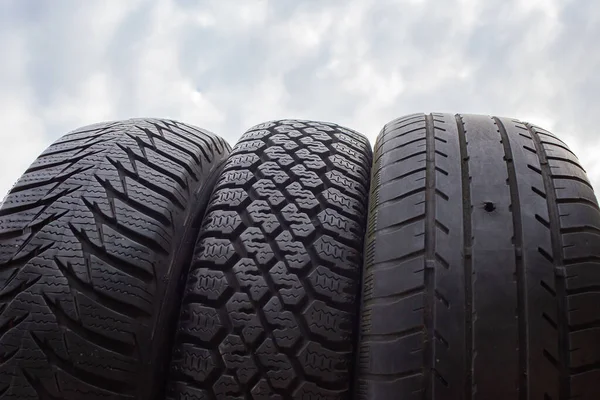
[1,0,599,198]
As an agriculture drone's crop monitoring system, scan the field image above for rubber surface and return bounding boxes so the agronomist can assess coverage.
[0,119,230,399]
[167,119,372,399]
[356,113,600,400]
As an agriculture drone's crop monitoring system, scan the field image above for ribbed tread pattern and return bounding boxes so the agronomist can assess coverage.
[356,113,600,400]
[0,119,230,399]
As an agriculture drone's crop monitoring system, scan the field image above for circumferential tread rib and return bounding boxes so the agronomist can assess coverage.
[358,113,468,400]
[357,113,600,400]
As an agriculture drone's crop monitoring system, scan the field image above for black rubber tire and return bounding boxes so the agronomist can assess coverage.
[166,119,372,399]
[356,113,600,400]
[0,119,230,399]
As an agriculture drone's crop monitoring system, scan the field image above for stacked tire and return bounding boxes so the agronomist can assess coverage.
[0,114,598,400]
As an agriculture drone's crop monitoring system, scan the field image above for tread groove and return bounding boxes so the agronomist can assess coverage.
[0,313,29,342]
[370,249,427,271]
[531,186,547,199]
[54,256,151,319]
[571,362,600,375]
[150,122,213,163]
[39,139,107,159]
[546,156,586,173]
[364,286,425,306]
[563,255,600,266]
[26,149,104,174]
[81,196,170,255]
[377,125,426,151]
[136,126,201,165]
[569,319,600,333]
[567,285,600,295]
[68,223,155,284]
[41,292,136,356]
[9,166,94,195]
[529,123,571,399]
[379,169,427,189]
[29,331,133,394]
[375,186,427,208]
[106,156,186,210]
[424,113,437,400]
[359,370,423,381]
[94,175,172,227]
[496,116,528,400]
[541,141,579,159]
[556,197,599,211]
[550,175,593,190]
[560,225,600,236]
[126,132,200,181]
[377,214,426,235]
[116,143,188,190]
[362,326,423,341]
[456,113,474,400]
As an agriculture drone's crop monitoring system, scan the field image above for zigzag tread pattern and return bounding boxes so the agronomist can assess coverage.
[0,118,230,399]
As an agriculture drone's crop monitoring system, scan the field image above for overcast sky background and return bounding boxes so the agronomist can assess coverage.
[1,0,599,198]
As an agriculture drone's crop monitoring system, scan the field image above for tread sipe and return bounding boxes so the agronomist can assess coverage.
[356,113,600,400]
[167,119,373,400]
[0,119,230,399]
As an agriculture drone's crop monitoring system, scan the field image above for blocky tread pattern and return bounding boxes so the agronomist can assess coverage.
[167,119,372,399]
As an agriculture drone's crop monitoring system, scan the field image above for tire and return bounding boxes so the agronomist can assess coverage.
[0,119,230,399]
[356,113,600,400]
[166,119,372,399]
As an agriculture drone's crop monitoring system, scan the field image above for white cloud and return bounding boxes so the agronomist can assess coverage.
[42,72,116,128]
[0,30,47,196]
[0,0,599,198]
[0,97,48,199]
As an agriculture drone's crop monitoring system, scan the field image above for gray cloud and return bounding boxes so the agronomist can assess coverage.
[1,0,599,197]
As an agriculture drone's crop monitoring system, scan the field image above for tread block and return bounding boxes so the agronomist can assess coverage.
[167,120,372,399]
[360,332,423,374]
[367,256,425,299]
[362,293,423,336]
